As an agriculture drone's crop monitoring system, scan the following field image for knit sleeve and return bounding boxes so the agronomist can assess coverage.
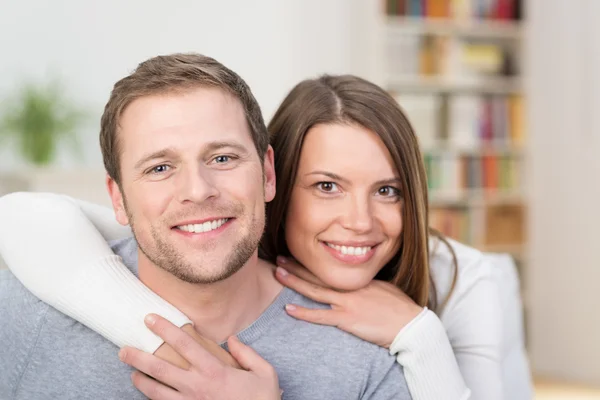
[390,308,471,400]
[0,192,192,353]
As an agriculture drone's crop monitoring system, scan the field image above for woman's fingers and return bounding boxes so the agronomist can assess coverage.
[275,267,338,305]
[119,346,189,390]
[276,257,330,287]
[182,325,241,369]
[144,314,223,373]
[284,304,343,327]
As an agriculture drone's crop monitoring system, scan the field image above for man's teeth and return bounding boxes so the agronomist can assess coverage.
[177,219,229,233]
[326,243,372,256]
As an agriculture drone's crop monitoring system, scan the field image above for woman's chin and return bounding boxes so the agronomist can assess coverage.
[319,270,375,292]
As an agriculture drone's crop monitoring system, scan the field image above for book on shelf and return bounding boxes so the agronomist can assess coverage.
[429,203,525,249]
[424,152,521,195]
[386,0,522,21]
[484,204,524,245]
[430,206,471,243]
[386,35,515,81]
[394,93,525,150]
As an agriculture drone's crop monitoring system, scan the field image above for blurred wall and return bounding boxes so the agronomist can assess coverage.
[527,0,600,385]
[0,0,380,173]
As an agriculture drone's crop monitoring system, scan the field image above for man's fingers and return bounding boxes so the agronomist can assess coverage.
[284,304,343,327]
[131,370,183,400]
[275,267,338,305]
[144,314,223,372]
[227,336,275,376]
[119,346,188,390]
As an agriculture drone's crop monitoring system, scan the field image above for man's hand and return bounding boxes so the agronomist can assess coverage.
[119,314,282,400]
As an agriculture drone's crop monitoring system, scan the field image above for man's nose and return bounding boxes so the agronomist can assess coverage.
[175,165,220,204]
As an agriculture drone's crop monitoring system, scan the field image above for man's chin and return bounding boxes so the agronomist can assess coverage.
[167,262,243,285]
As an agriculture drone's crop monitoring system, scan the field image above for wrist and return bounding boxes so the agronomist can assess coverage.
[388,307,430,352]
[385,305,425,349]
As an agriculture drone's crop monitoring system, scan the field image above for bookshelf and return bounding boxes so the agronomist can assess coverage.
[382,1,527,273]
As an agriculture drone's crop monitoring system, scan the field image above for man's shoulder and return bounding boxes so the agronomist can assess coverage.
[0,269,51,395]
[108,236,138,271]
[0,269,142,399]
[0,269,48,310]
[253,289,410,399]
[285,290,395,357]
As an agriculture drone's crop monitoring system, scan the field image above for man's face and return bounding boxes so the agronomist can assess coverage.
[107,87,276,284]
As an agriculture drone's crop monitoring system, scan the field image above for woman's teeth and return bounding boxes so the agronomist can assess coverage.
[326,242,372,256]
[177,218,229,233]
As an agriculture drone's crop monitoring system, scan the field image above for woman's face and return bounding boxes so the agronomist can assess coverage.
[285,123,403,291]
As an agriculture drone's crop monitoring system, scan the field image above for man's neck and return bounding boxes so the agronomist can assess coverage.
[138,252,282,343]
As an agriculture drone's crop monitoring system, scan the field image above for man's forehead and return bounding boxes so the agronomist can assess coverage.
[121,87,246,129]
[118,88,253,156]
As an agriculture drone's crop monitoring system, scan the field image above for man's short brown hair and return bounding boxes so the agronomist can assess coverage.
[99,53,269,185]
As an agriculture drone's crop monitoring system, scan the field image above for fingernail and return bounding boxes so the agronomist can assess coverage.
[118,349,126,361]
[276,256,287,265]
[285,304,296,312]
[276,266,289,278]
[145,314,156,326]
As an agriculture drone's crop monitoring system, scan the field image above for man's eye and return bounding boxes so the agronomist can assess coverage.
[214,155,230,163]
[150,165,170,174]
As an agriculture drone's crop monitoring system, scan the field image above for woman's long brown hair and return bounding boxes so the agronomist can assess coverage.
[259,75,458,310]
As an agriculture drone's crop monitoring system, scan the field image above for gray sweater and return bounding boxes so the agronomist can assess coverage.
[0,237,411,399]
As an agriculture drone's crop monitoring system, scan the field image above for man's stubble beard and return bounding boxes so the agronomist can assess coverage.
[124,198,266,285]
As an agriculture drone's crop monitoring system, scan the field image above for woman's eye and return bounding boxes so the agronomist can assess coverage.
[317,182,339,192]
[378,186,400,197]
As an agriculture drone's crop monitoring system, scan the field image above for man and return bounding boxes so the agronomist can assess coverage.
[0,53,410,399]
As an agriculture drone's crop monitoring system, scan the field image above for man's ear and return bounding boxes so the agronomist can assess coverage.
[263,145,276,203]
[106,174,130,226]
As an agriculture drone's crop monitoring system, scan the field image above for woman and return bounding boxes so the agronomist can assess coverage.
[0,75,510,399]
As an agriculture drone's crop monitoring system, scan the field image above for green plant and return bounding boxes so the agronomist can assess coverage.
[0,80,87,166]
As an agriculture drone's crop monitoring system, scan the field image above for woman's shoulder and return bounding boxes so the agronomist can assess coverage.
[428,236,495,310]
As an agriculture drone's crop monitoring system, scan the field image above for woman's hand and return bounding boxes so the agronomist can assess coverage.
[119,314,282,400]
[275,257,423,349]
[154,324,241,370]
[154,324,240,370]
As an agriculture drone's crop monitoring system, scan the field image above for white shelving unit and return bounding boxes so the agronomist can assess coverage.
[387,75,522,94]
[387,16,523,38]
[381,4,528,292]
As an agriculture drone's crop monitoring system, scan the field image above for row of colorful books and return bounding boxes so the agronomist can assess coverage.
[387,36,515,79]
[424,153,521,192]
[386,0,522,20]
[395,94,524,150]
[429,207,471,243]
[429,203,525,246]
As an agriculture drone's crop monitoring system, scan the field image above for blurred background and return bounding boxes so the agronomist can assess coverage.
[0,0,598,398]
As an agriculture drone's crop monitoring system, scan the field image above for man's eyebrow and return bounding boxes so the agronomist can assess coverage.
[134,148,178,170]
[203,140,250,154]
